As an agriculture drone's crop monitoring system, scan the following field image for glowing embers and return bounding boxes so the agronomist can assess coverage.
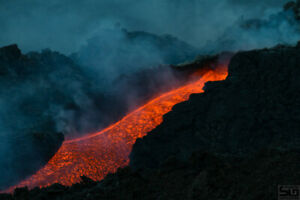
[11,65,228,190]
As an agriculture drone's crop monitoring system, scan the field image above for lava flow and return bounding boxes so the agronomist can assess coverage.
[10,65,228,190]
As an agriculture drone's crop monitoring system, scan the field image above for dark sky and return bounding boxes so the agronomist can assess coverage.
[0,0,289,53]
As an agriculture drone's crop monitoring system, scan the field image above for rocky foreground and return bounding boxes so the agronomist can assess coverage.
[1,44,300,199]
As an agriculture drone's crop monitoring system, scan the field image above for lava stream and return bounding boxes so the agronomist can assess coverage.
[10,65,228,190]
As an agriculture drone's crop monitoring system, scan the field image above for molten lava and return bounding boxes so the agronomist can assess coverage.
[11,65,228,190]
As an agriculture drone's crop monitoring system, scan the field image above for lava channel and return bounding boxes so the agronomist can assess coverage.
[9,65,228,191]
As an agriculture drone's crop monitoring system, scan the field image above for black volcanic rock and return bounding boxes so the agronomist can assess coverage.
[0,44,21,60]
[130,44,300,169]
[2,150,300,200]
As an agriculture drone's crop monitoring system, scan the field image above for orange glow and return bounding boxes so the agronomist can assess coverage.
[9,65,228,190]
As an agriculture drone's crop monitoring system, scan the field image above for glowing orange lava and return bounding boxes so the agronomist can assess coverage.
[10,65,228,190]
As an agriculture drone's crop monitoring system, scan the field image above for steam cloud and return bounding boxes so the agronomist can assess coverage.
[0,0,291,54]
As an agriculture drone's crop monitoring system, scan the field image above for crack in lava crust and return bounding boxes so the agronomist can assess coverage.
[10,65,228,190]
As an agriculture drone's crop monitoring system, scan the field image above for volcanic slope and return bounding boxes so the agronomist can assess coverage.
[8,65,228,190]
[3,44,300,200]
[130,44,300,169]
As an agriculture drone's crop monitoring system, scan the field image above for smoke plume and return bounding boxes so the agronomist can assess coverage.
[0,0,291,54]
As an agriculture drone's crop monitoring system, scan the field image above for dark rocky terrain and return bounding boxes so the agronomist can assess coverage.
[130,44,300,169]
[1,42,299,199]
[2,149,299,200]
